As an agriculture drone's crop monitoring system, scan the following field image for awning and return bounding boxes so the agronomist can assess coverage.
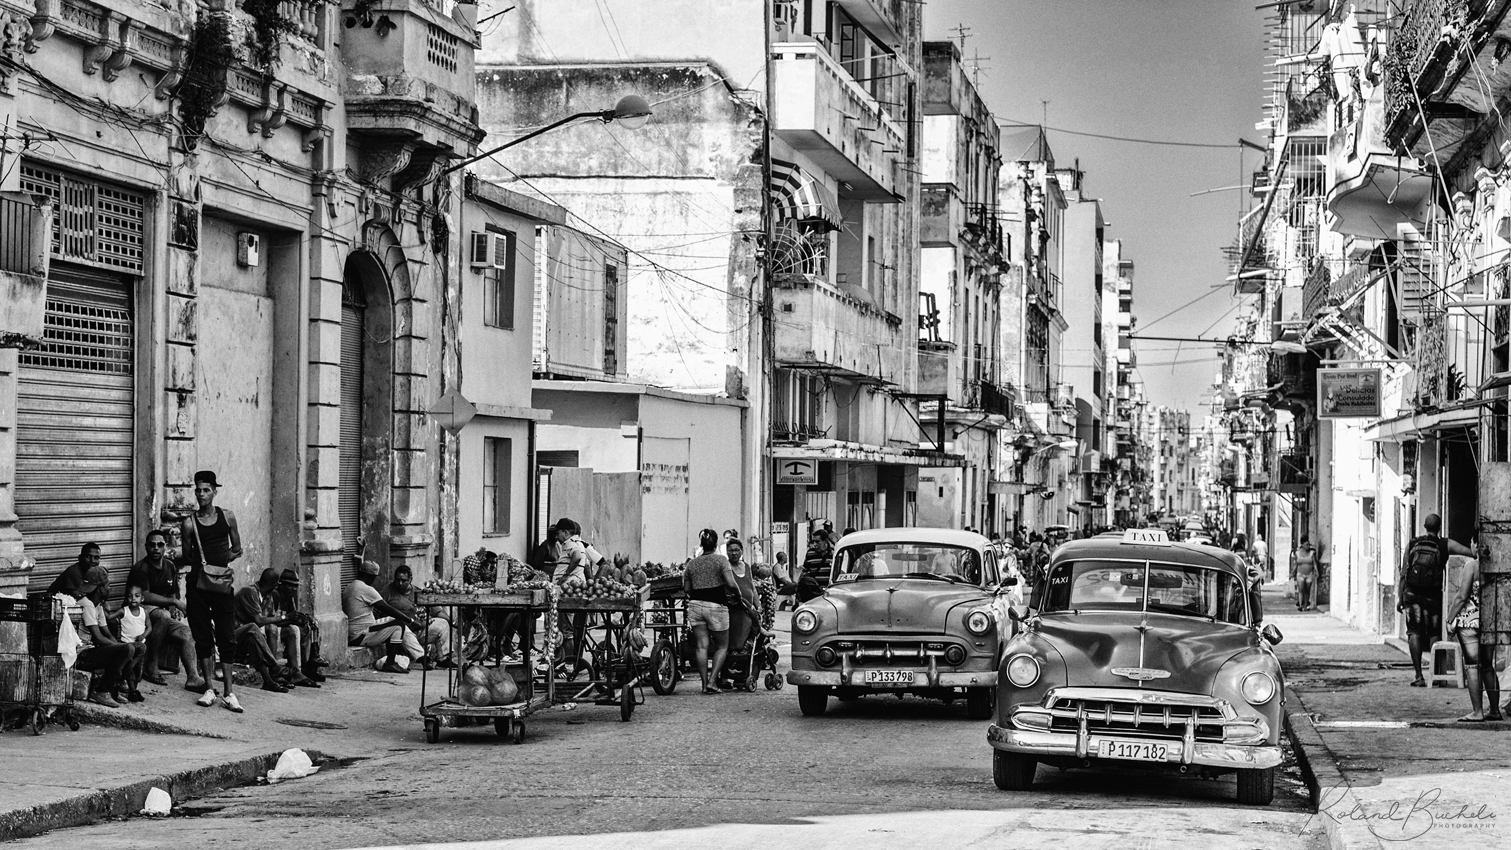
[772,439,969,468]
[771,158,843,231]
[1362,406,1479,443]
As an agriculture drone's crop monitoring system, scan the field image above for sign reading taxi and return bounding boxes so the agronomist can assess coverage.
[776,458,818,486]
[1122,528,1169,545]
[1317,367,1382,419]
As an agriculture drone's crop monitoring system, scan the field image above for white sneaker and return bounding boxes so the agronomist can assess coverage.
[222,693,244,713]
[196,689,217,708]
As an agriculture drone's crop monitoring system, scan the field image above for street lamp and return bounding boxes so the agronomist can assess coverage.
[441,94,653,175]
[1030,439,1080,457]
[1270,330,1307,355]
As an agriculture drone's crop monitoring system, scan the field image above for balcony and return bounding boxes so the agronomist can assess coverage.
[771,42,906,202]
[964,204,1006,267]
[1328,94,1434,240]
[1277,451,1312,494]
[342,0,484,179]
[917,343,962,402]
[921,184,965,248]
[979,380,1015,418]
[774,273,906,385]
[1382,0,1511,158]
[1,195,50,347]
[834,0,907,48]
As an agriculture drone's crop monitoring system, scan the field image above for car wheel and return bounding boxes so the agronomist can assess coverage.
[992,750,1036,791]
[797,686,829,717]
[650,640,677,695]
[1236,766,1275,806]
[965,687,994,720]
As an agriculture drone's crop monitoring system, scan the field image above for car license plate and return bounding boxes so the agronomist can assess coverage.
[864,670,914,686]
[1097,739,1172,762]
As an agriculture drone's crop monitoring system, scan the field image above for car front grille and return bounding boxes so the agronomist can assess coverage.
[1046,694,1227,742]
[828,639,958,663]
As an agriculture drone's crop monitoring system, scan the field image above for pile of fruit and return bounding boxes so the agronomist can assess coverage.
[418,579,496,596]
[560,573,640,600]
[596,558,650,588]
[507,561,545,584]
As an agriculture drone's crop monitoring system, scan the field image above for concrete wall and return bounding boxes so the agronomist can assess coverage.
[457,418,533,565]
[537,424,639,473]
[641,393,745,555]
[460,204,538,412]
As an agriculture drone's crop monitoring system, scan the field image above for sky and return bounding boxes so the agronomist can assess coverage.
[923,0,1267,415]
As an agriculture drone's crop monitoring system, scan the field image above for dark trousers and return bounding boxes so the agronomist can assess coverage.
[77,643,131,694]
[186,590,236,662]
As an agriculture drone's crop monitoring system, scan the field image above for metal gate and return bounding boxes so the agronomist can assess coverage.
[16,267,136,596]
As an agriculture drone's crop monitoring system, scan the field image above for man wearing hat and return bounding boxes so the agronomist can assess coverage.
[343,559,424,673]
[267,568,323,685]
[75,565,132,707]
[180,469,245,713]
[126,529,206,691]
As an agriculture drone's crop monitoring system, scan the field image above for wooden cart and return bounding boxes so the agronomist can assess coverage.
[554,585,650,721]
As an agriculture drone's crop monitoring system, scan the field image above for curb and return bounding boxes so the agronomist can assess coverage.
[1283,686,1383,850]
[69,703,233,739]
[0,748,327,841]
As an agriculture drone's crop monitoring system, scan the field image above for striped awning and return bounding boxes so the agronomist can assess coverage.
[770,158,842,231]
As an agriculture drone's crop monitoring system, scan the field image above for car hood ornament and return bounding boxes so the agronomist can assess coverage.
[1111,667,1172,682]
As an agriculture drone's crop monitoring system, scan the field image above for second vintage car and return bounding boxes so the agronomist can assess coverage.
[986,528,1285,805]
[786,528,1018,718]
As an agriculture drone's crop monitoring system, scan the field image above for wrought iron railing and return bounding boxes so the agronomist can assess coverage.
[979,379,1014,418]
[1383,0,1472,143]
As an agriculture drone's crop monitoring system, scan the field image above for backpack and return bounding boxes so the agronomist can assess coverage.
[1403,536,1444,596]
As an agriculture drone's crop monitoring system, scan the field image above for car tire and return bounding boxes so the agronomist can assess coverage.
[992,750,1035,791]
[965,687,994,720]
[797,685,829,717]
[1236,766,1275,806]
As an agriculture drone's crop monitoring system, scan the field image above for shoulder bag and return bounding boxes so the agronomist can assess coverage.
[191,512,235,594]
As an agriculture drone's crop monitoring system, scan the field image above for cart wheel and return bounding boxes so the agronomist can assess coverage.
[620,683,635,721]
[650,640,678,695]
[31,709,44,736]
[510,721,525,745]
[424,717,441,744]
[764,672,780,691]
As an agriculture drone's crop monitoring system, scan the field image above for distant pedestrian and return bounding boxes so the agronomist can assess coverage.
[683,528,738,694]
[1446,555,1500,722]
[1399,513,1473,688]
[1251,536,1271,581]
[180,470,245,713]
[1293,538,1318,611]
[127,529,204,690]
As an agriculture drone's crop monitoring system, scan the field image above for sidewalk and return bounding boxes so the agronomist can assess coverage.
[1268,585,1507,850]
[0,665,431,840]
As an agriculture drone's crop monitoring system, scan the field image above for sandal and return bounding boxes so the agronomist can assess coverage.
[1458,713,1484,723]
[1410,679,1427,687]
[1487,713,1504,722]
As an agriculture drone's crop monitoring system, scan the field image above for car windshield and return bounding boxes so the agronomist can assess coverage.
[833,543,981,584]
[1036,559,1249,624]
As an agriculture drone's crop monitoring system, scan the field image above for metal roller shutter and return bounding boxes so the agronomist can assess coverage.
[17,266,136,599]
[338,281,365,587]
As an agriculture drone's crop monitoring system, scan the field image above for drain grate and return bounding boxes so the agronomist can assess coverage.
[275,718,348,730]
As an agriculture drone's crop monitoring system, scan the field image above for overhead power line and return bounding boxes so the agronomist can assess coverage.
[998,120,1243,150]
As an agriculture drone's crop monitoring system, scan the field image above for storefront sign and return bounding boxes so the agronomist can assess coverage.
[776,458,818,485]
[1317,368,1382,418]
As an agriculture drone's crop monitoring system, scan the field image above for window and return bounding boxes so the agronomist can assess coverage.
[483,229,517,329]
[483,437,512,535]
[604,263,619,375]
[1037,559,1249,624]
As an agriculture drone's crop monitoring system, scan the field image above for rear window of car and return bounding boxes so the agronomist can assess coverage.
[833,543,981,585]
[1035,559,1250,624]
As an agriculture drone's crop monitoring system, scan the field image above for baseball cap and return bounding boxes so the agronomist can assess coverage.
[193,470,221,487]
[81,565,110,594]
[358,559,381,576]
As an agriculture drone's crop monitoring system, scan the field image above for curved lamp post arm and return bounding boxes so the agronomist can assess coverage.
[440,94,652,177]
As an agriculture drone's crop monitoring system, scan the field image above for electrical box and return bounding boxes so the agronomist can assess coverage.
[237,232,261,267]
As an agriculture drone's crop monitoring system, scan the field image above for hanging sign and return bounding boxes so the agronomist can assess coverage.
[427,390,477,435]
[776,458,819,486]
[1317,368,1382,419]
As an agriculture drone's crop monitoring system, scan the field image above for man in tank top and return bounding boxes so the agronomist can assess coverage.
[181,470,246,713]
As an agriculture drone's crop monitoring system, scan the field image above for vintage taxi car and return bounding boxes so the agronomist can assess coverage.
[986,529,1285,805]
[787,528,1018,719]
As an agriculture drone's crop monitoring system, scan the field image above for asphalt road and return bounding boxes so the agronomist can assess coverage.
[16,673,1325,850]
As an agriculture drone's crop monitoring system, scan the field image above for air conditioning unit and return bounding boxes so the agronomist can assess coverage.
[469,232,508,269]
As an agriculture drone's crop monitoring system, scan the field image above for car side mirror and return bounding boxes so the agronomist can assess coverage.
[1007,607,1022,623]
[1261,623,1283,646]
[1002,575,1019,587]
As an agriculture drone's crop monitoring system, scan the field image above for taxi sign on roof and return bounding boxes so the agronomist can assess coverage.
[1122,528,1170,545]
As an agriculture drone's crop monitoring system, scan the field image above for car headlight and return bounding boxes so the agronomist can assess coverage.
[1241,671,1276,704]
[793,609,818,633]
[1006,654,1040,687]
[965,609,993,635]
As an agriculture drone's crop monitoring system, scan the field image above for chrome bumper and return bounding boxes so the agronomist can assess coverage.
[986,724,1281,770]
[787,669,997,688]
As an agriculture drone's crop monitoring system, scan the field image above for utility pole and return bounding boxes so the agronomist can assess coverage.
[950,23,971,52]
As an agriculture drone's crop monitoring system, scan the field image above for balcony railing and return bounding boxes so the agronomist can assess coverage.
[980,380,1014,418]
[965,203,1005,262]
[1277,451,1312,493]
[772,273,906,385]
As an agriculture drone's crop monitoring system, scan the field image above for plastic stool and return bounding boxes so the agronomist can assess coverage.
[1430,640,1464,688]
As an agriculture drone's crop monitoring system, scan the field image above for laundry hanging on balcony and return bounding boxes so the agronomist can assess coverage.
[770,159,843,231]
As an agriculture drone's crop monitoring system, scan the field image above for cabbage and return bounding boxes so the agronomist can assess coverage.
[462,664,492,686]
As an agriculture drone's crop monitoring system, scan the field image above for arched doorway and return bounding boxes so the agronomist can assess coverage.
[338,252,394,587]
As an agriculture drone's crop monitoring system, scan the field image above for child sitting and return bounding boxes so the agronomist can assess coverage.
[114,584,153,702]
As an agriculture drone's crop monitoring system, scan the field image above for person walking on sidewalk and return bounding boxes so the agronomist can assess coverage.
[1446,555,1501,721]
[1398,513,1474,688]
[180,470,245,713]
[1293,538,1318,611]
[683,528,738,694]
[126,530,205,691]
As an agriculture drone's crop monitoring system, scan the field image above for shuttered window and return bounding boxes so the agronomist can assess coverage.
[338,280,366,587]
[483,437,511,535]
[17,266,136,598]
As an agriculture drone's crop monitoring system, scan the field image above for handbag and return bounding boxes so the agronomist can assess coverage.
[190,513,235,594]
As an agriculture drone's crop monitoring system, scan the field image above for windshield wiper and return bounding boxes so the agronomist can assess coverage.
[900,572,955,582]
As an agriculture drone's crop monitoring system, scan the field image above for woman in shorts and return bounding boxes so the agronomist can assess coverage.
[682,528,738,694]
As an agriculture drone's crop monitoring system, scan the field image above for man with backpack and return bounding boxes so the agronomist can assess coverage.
[1399,514,1475,687]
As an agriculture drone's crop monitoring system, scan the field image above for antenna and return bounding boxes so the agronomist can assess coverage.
[1041,100,1050,127]
[950,24,972,52]
[967,49,992,85]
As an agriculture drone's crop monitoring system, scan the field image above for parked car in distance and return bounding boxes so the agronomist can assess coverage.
[787,528,1019,719]
[987,528,1286,805]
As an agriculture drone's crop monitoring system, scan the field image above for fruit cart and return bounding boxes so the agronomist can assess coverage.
[415,587,552,745]
[554,583,651,721]
[0,593,81,735]
[644,574,695,695]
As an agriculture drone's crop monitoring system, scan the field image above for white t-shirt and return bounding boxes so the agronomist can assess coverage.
[119,605,148,641]
[79,597,106,648]
[344,579,383,639]
[1252,540,1269,562]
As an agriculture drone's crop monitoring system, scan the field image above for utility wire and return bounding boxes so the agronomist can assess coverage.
[998,120,1243,150]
